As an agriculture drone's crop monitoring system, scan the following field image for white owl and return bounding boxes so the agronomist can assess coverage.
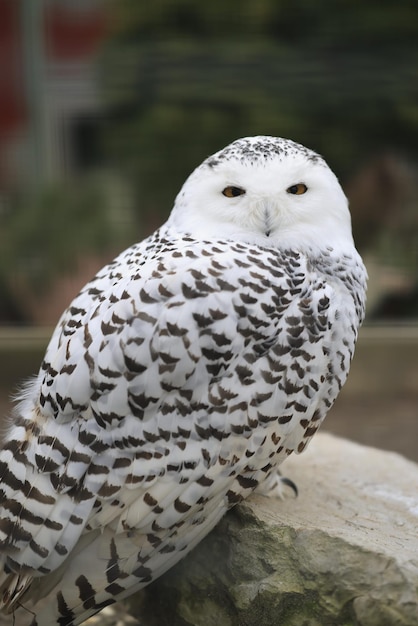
[0,136,366,625]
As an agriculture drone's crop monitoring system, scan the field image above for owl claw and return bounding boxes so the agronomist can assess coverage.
[279,475,298,498]
[254,471,298,499]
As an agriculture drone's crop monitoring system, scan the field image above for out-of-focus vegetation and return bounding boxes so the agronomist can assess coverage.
[101,0,418,233]
[1,0,417,323]
[1,177,132,290]
[0,173,135,323]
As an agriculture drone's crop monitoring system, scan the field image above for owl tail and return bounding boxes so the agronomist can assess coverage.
[24,496,227,625]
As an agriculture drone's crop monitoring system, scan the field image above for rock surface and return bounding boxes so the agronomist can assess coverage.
[126,433,418,626]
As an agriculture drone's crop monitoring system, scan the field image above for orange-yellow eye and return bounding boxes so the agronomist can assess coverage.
[286,183,308,195]
[222,186,246,198]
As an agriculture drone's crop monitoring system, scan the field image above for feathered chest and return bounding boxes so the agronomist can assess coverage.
[38,237,365,477]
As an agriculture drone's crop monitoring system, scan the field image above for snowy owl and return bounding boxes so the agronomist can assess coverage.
[0,136,366,625]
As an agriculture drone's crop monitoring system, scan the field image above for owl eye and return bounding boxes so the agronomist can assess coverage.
[286,183,308,195]
[222,186,246,198]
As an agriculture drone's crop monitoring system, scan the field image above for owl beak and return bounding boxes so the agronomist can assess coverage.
[261,201,276,237]
[251,198,279,238]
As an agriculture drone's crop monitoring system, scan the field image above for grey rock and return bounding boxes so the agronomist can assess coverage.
[126,434,418,626]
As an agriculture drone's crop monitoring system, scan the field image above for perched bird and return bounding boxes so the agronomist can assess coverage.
[0,136,366,625]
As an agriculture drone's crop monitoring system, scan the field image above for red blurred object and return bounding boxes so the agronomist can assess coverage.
[0,1,107,136]
[0,0,107,188]
[0,0,25,135]
[45,4,107,61]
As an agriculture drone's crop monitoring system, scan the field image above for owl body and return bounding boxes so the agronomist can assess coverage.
[0,137,366,624]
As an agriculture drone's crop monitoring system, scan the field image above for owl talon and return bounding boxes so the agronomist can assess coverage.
[279,475,298,498]
[254,471,298,499]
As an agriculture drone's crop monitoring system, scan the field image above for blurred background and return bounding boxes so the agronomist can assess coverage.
[0,0,417,460]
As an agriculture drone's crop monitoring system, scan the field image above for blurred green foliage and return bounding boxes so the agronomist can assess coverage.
[101,0,418,233]
[3,184,110,287]
[0,174,135,319]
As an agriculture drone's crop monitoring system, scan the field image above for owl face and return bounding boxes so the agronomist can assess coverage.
[169,136,354,252]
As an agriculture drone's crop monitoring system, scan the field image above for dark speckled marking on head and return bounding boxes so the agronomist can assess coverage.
[204,136,326,168]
